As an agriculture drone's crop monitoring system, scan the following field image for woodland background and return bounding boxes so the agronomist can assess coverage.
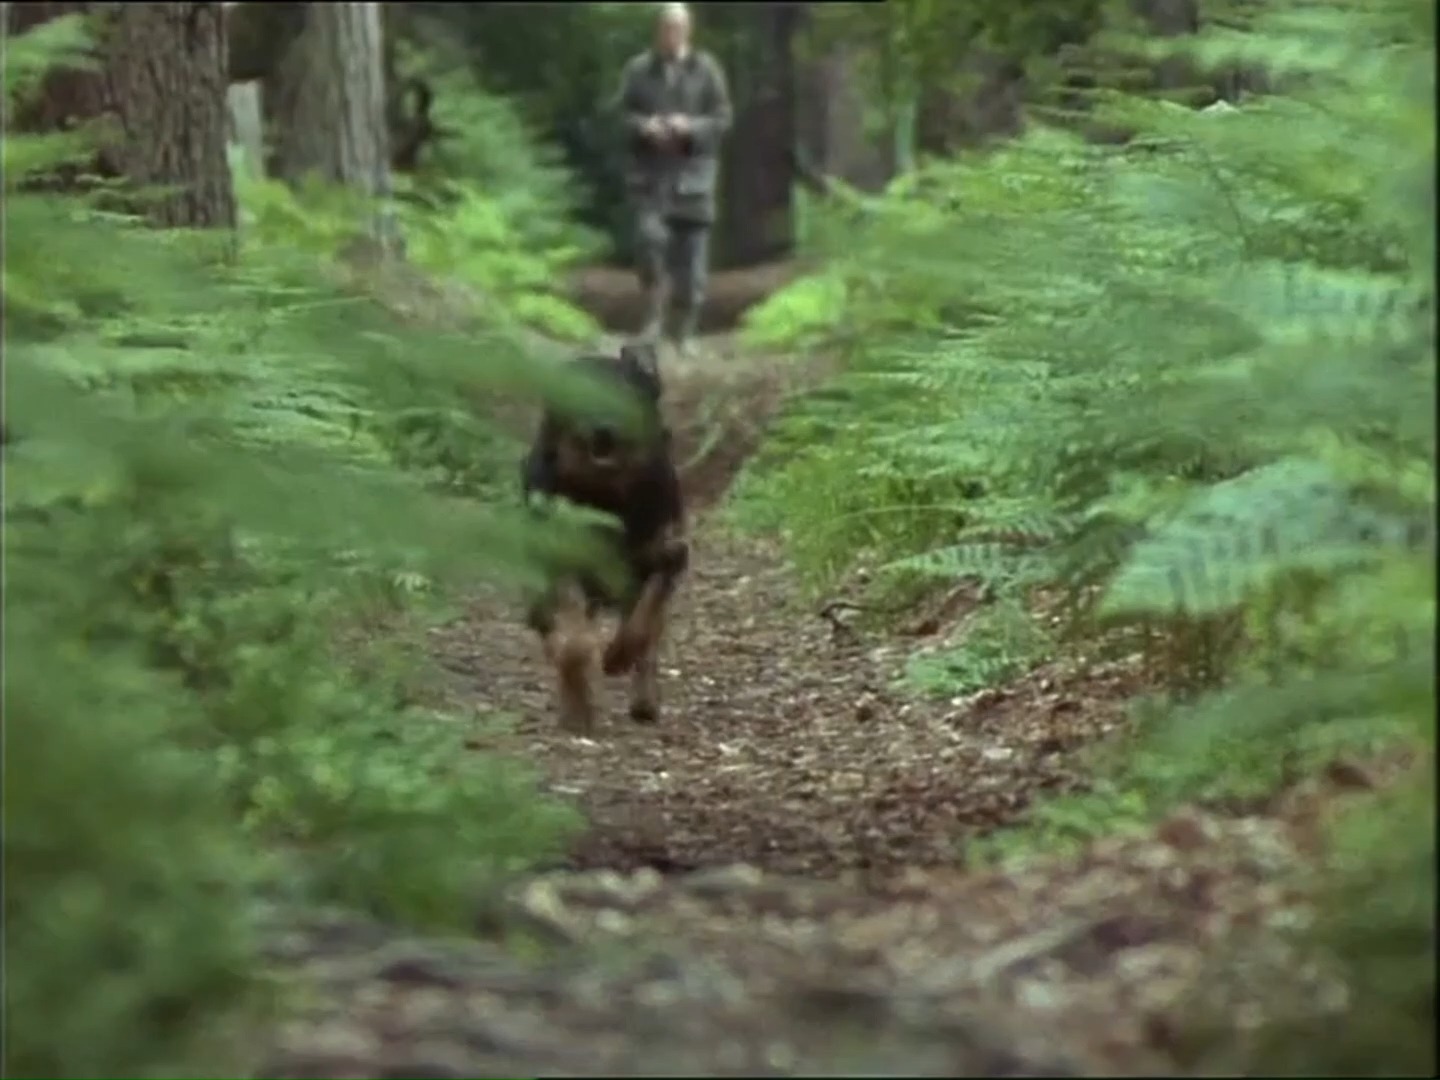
[3,0,1433,1076]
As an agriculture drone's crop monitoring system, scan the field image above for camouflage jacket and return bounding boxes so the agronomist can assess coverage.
[615,48,733,224]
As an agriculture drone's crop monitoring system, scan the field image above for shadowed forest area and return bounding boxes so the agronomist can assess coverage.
[2,1,1435,1077]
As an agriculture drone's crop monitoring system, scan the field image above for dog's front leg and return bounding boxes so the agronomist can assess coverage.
[629,634,663,723]
[606,572,673,723]
[603,532,687,722]
[602,570,667,678]
[603,527,687,677]
[540,580,599,735]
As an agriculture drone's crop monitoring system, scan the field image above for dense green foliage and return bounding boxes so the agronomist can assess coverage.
[0,17,651,1076]
[902,597,1056,699]
[807,0,1104,121]
[5,2,1434,1076]
[396,1,657,255]
[737,0,1433,1072]
[240,41,603,347]
[397,1,816,262]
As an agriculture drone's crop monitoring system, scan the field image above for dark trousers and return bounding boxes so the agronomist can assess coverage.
[635,208,710,336]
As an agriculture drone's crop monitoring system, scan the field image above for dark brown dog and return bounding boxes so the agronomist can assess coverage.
[521,342,688,734]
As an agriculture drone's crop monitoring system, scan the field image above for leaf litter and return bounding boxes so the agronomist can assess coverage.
[259,336,1421,1077]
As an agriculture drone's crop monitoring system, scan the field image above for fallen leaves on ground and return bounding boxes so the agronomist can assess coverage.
[260,334,1424,1078]
[261,795,1384,1077]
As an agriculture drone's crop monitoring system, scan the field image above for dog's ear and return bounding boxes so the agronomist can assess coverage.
[619,341,660,381]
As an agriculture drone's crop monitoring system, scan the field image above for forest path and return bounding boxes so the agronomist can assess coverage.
[259,315,1377,1078]
[430,331,1136,880]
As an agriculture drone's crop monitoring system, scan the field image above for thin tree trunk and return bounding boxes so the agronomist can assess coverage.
[7,1,236,229]
[226,81,264,178]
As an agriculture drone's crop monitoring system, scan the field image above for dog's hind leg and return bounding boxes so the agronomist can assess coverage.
[541,581,599,735]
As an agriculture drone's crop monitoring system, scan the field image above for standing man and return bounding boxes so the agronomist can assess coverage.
[615,2,732,358]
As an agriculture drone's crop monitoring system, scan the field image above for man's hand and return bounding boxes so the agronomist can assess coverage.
[639,115,667,141]
[663,113,692,137]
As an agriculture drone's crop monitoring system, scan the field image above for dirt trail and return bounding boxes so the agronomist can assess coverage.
[431,334,1142,873]
[566,261,801,335]
[260,327,1388,1078]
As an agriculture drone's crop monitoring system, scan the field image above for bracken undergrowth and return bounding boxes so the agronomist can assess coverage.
[734,0,1434,1072]
[1,16,641,1077]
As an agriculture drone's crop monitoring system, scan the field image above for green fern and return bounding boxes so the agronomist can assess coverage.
[736,1,1434,1066]
[1,20,613,1076]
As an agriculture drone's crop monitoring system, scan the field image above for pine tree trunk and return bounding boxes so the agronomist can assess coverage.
[265,1,395,249]
[227,1,423,180]
[715,0,798,269]
[268,3,390,194]
[7,2,236,229]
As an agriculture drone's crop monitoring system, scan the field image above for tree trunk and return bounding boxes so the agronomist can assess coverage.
[716,1,798,269]
[793,8,828,183]
[226,1,428,179]
[264,1,395,250]
[916,52,1026,158]
[225,0,304,82]
[267,3,390,193]
[795,40,895,193]
[1133,0,1200,92]
[7,2,236,229]
[226,81,264,178]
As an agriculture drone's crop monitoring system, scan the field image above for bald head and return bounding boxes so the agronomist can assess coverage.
[655,2,692,58]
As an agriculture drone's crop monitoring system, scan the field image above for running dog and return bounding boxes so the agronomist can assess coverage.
[521,342,688,734]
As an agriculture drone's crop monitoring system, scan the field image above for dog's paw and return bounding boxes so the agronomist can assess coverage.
[628,699,658,724]
[602,634,641,676]
[557,699,596,735]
